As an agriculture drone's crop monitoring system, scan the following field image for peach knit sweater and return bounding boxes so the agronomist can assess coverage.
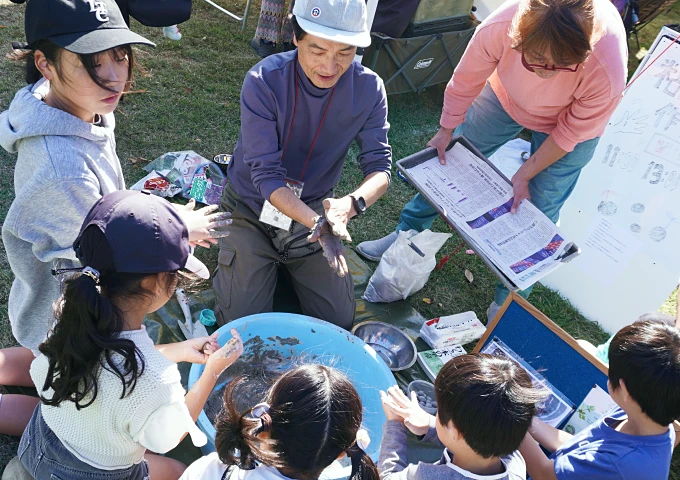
[440,0,628,152]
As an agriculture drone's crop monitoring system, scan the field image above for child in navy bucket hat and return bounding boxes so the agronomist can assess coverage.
[16,190,244,479]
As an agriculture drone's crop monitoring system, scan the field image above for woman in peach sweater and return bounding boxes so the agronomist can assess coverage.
[358,0,627,315]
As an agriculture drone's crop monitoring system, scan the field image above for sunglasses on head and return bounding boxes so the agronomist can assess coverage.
[521,52,580,73]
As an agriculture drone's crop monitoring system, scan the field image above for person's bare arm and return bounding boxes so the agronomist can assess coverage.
[519,434,559,480]
[529,417,574,453]
[269,187,319,229]
[511,135,567,213]
[323,172,390,239]
[351,171,390,209]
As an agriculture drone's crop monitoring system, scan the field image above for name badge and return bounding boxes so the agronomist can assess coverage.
[259,179,304,230]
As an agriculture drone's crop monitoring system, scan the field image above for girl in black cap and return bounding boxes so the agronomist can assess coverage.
[16,190,244,480]
[0,0,231,439]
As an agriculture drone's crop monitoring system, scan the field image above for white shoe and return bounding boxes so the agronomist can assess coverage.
[163,25,182,41]
[356,231,398,262]
[486,301,501,322]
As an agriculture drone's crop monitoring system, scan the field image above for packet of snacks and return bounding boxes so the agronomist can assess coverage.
[130,170,182,198]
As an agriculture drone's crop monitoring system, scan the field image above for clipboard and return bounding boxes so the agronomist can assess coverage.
[396,136,581,291]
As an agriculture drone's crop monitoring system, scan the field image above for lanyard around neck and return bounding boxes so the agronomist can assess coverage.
[279,59,337,182]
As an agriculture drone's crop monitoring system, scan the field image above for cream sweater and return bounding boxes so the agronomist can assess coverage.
[30,327,206,469]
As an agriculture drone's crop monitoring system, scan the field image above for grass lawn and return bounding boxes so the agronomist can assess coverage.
[1,0,679,475]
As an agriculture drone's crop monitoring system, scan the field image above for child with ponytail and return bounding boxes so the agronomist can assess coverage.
[0,0,229,436]
[17,190,244,480]
[180,364,380,480]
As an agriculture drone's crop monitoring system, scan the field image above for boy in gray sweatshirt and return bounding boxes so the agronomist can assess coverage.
[379,353,544,480]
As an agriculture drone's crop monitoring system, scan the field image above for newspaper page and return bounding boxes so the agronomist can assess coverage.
[406,142,573,290]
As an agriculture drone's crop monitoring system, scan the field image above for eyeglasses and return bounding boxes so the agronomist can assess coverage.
[521,52,580,73]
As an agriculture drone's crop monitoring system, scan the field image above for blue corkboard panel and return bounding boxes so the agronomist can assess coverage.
[477,300,608,407]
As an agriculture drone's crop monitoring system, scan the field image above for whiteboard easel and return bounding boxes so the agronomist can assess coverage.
[543,27,680,334]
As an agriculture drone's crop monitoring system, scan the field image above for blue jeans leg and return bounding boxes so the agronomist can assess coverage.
[19,406,150,480]
[396,83,523,232]
[494,133,601,305]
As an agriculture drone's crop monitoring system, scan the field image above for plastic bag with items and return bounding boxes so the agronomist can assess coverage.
[362,229,451,303]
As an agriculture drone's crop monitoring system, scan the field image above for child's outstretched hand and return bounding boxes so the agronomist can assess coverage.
[380,386,431,437]
[182,332,220,364]
[205,329,243,378]
[176,199,232,248]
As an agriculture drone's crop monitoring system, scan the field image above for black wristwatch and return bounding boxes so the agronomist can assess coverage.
[350,195,367,216]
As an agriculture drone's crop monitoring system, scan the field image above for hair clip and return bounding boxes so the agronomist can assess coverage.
[251,402,272,433]
[81,266,100,284]
[51,266,84,277]
[356,428,370,451]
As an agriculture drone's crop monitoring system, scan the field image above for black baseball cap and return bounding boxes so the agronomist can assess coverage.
[25,0,155,54]
[74,190,210,279]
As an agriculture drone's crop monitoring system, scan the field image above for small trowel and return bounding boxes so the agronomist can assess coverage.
[175,288,209,339]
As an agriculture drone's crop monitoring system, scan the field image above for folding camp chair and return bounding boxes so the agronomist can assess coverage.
[203,0,253,30]
[625,0,678,47]
[361,0,477,94]
[363,28,475,94]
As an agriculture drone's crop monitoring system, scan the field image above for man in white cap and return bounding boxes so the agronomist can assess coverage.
[214,0,392,330]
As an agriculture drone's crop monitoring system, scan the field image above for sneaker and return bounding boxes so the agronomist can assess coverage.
[250,38,277,58]
[163,25,182,41]
[486,301,501,322]
[356,231,398,262]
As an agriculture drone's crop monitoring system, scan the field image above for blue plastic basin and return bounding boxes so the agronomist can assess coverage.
[188,313,396,465]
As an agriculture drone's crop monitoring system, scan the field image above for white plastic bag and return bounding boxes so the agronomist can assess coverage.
[362,229,451,303]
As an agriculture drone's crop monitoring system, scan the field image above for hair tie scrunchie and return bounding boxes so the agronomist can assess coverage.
[347,428,371,457]
[355,428,370,451]
[347,429,371,479]
[251,402,272,433]
[81,266,101,284]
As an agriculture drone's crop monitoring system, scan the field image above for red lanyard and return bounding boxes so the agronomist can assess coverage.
[280,59,337,182]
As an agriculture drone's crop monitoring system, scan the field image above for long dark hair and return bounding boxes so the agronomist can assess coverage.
[215,365,379,480]
[38,226,176,409]
[10,39,135,92]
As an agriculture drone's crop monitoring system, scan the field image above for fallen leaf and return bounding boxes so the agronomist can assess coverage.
[129,157,147,164]
[194,138,201,143]
[464,269,474,283]
[0,25,6,29]
[422,298,432,304]
[184,86,192,93]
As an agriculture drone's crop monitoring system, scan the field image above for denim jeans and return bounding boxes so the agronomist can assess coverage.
[396,83,599,304]
[19,406,150,480]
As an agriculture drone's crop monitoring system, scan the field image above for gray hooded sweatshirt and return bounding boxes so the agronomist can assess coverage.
[0,79,125,352]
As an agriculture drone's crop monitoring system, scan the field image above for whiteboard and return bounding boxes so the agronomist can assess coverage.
[543,27,680,335]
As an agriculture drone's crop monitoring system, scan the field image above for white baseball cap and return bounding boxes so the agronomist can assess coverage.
[293,0,371,48]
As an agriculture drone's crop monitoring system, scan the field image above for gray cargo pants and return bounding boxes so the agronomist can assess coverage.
[213,182,356,330]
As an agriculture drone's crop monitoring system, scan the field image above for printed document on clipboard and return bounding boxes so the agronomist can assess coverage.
[398,137,580,291]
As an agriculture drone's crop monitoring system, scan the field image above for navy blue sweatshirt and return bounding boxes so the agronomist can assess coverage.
[228,51,392,212]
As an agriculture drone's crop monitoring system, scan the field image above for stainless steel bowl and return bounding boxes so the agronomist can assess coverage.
[352,321,417,371]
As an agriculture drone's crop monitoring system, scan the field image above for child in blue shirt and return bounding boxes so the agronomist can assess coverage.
[520,320,680,480]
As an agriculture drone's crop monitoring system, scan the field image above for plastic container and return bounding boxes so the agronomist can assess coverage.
[188,313,396,477]
[198,309,216,327]
[407,379,437,414]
